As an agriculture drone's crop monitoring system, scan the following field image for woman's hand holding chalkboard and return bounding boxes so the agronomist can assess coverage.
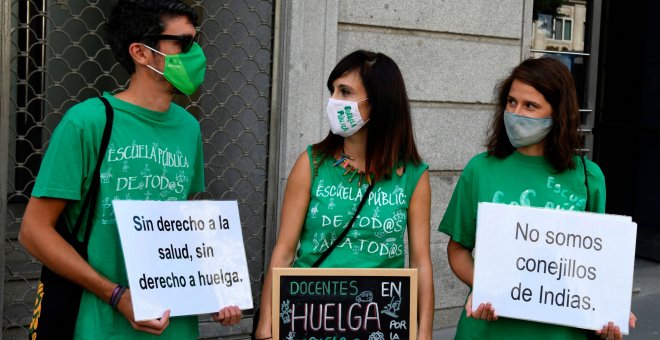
[465,292,498,321]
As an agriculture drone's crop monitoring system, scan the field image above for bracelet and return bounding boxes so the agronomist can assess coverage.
[110,285,127,309]
[255,337,272,340]
[111,286,127,309]
[112,286,127,309]
[109,285,121,306]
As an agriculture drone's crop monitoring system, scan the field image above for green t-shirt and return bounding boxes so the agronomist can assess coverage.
[294,145,428,268]
[32,93,205,339]
[439,151,606,340]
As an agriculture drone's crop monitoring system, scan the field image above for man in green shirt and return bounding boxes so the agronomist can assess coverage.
[19,1,241,338]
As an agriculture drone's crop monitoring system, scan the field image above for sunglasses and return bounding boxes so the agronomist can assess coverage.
[142,33,199,53]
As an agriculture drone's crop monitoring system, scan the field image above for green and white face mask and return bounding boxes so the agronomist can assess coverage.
[143,42,206,95]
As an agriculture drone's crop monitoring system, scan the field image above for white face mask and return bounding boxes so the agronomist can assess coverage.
[326,98,369,137]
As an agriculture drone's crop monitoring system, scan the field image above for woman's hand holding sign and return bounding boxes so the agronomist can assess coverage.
[465,292,498,321]
[465,286,637,339]
[594,312,636,340]
[212,305,242,326]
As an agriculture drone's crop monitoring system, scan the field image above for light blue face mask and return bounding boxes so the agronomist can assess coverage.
[503,111,553,148]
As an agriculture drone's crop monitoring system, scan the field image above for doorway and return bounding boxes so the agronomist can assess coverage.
[595,0,660,261]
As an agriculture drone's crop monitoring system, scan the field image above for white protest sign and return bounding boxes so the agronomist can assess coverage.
[473,202,636,334]
[113,200,253,321]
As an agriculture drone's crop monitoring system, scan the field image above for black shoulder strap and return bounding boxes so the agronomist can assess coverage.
[71,96,114,245]
[580,154,590,211]
[312,184,374,267]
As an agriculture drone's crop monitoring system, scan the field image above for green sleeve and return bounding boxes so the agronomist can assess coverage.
[32,100,105,200]
[32,120,84,200]
[585,159,606,213]
[438,158,478,249]
[189,132,206,194]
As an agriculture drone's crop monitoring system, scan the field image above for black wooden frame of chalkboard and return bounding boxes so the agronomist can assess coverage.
[273,268,418,340]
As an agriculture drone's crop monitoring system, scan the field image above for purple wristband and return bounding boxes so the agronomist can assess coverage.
[109,285,121,306]
[111,286,127,309]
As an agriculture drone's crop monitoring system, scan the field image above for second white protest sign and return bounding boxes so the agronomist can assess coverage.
[472,202,636,334]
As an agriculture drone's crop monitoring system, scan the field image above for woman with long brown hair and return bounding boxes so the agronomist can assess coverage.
[439,57,635,340]
[254,50,434,339]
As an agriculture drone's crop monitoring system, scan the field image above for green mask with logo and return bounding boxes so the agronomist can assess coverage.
[143,42,206,95]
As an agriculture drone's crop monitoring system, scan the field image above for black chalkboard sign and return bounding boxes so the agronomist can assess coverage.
[273,268,417,340]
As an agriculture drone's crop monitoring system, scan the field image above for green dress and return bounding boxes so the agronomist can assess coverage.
[294,145,428,268]
[32,93,205,339]
[439,151,606,340]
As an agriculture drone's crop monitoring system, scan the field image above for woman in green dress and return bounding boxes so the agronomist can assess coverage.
[439,57,636,340]
[254,50,434,339]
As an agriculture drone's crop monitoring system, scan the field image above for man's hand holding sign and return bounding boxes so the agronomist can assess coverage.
[471,203,636,339]
[112,200,252,323]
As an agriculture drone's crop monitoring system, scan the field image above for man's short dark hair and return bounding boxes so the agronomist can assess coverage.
[106,0,198,75]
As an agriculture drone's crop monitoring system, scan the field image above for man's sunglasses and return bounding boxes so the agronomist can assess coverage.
[142,33,199,53]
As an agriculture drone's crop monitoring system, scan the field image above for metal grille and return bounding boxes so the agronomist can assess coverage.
[1,0,274,338]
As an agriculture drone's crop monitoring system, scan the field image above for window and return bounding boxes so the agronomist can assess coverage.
[531,0,597,157]
[536,14,573,42]
[538,14,553,38]
[555,18,573,41]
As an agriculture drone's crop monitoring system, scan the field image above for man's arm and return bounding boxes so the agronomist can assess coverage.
[19,196,171,335]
